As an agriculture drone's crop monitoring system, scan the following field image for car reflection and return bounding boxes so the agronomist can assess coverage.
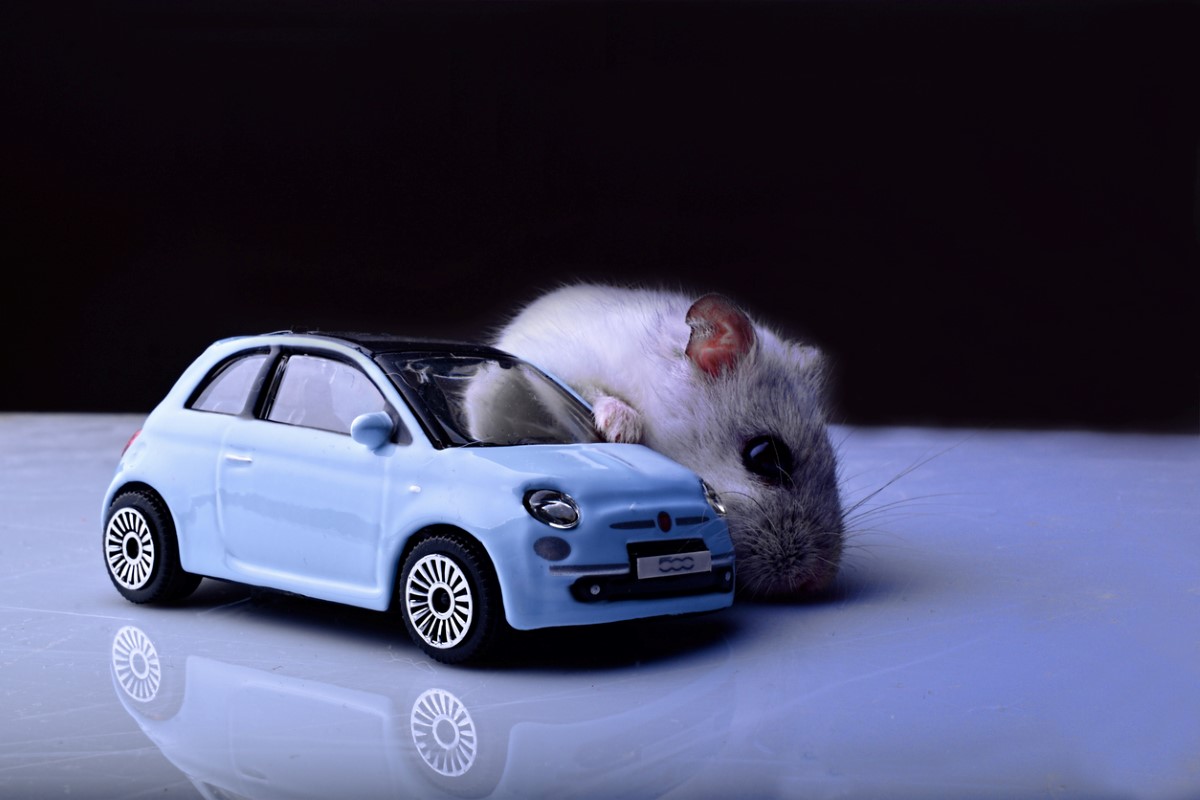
[110,624,734,799]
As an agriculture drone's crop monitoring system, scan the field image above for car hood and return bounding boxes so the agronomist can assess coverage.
[440,442,704,497]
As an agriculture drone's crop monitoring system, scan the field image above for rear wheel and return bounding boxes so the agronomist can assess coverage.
[104,490,201,604]
[400,534,503,664]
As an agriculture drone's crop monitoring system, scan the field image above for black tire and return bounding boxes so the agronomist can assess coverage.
[400,534,504,664]
[103,490,202,604]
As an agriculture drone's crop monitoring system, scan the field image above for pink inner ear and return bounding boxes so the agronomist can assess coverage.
[685,294,756,377]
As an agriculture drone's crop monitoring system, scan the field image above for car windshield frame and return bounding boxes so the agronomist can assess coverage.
[375,351,601,449]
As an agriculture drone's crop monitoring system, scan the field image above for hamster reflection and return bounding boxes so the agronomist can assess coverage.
[110,625,733,800]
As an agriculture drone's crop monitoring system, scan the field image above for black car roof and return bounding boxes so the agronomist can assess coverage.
[260,329,535,450]
[265,329,511,359]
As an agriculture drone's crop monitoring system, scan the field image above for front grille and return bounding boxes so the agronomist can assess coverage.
[627,538,707,559]
[609,515,712,531]
[609,520,655,530]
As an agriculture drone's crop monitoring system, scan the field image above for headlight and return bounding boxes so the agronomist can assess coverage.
[701,480,726,516]
[524,489,581,529]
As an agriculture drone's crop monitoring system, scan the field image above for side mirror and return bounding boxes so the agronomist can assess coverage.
[350,411,394,451]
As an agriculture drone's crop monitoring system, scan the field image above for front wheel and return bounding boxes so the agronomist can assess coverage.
[103,490,201,604]
[400,534,504,664]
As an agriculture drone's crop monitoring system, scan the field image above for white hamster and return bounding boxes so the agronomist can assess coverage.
[492,283,843,598]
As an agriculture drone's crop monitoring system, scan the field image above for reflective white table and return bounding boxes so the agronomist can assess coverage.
[2,414,1196,799]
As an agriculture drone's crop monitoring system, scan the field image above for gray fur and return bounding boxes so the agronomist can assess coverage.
[493,283,844,598]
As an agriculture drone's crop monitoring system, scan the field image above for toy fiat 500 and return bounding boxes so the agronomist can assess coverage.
[102,331,735,662]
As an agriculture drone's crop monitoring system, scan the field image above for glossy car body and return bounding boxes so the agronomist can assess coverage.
[102,331,735,661]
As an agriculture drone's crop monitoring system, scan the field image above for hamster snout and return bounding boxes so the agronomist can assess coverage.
[721,426,844,597]
[492,283,845,598]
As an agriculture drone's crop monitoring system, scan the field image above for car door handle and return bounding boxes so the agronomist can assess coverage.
[224,452,253,464]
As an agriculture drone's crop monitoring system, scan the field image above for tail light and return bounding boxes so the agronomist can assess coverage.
[121,430,141,457]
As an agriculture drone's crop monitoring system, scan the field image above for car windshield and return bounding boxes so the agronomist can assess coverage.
[378,353,602,447]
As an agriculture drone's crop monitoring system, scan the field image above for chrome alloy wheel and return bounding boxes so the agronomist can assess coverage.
[405,553,475,649]
[105,507,157,590]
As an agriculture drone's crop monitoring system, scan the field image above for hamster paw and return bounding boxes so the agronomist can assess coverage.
[592,395,644,443]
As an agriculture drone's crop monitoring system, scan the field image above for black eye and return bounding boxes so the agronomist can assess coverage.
[741,435,794,485]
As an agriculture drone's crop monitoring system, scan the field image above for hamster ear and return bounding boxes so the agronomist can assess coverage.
[685,294,756,377]
[792,343,833,406]
[793,344,826,376]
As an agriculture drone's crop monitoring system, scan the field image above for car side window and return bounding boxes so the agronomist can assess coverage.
[189,353,270,415]
[267,354,389,435]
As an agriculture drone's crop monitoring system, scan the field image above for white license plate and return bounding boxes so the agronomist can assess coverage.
[636,550,712,580]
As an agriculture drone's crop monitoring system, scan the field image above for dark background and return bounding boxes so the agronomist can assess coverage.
[3,0,1197,432]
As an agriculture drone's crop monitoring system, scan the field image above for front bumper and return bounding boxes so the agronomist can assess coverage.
[490,516,736,631]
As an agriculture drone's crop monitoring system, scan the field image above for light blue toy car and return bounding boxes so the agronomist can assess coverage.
[102,331,735,662]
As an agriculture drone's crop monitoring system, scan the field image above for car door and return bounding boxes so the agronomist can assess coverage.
[216,352,397,603]
[172,348,274,576]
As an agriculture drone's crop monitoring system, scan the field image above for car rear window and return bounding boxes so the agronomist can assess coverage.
[189,353,270,415]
